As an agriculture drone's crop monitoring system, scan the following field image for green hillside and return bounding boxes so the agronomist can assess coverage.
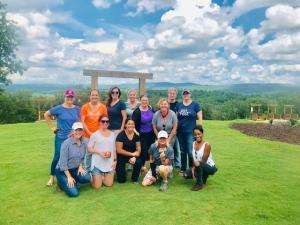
[5,83,300,94]
[1,121,299,225]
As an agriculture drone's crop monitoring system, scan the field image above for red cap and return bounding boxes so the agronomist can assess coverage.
[64,89,76,97]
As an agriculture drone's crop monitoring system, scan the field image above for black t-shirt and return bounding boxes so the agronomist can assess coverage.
[170,101,179,113]
[116,130,140,153]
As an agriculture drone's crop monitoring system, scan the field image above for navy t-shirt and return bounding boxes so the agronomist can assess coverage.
[116,131,140,153]
[108,101,126,130]
[177,101,201,133]
[169,101,179,113]
[49,105,80,139]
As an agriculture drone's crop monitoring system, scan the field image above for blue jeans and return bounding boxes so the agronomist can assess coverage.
[177,131,194,171]
[50,135,66,176]
[55,168,91,197]
[173,137,181,168]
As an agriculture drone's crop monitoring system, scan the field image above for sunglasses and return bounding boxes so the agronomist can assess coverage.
[101,120,110,124]
[75,128,83,131]
[111,91,119,95]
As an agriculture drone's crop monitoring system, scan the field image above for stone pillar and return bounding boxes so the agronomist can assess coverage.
[91,75,98,89]
[139,78,146,96]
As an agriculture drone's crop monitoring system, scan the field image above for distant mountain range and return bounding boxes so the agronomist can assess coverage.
[3,82,300,94]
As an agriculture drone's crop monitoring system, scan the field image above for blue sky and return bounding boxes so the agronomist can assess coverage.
[4,0,300,85]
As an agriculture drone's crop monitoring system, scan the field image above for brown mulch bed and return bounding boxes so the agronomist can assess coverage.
[231,123,300,145]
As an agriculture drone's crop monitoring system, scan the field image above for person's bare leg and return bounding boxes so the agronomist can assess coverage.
[158,165,169,192]
[92,175,103,189]
[158,165,168,182]
[103,173,114,187]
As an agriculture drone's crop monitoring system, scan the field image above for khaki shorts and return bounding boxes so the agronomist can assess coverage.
[142,165,173,186]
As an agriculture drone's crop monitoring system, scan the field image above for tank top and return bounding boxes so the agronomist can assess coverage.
[192,141,215,167]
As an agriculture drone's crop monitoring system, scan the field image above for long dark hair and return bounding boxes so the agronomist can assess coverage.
[106,86,121,107]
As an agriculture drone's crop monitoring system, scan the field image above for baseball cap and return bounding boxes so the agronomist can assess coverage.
[72,122,83,130]
[182,89,191,95]
[64,89,76,97]
[158,130,168,139]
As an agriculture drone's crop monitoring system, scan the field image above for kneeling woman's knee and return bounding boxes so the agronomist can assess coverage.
[67,188,79,198]
[158,165,167,174]
[93,183,102,190]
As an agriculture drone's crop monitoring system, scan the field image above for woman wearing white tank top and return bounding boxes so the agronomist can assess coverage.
[190,125,217,191]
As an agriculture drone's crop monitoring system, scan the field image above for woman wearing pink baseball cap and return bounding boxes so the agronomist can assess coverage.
[44,89,80,187]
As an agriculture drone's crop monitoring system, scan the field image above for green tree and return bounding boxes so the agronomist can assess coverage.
[0,2,25,91]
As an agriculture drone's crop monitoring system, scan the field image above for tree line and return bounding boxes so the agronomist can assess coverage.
[1,87,299,124]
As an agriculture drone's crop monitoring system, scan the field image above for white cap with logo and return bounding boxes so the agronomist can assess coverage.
[158,130,168,139]
[72,122,83,130]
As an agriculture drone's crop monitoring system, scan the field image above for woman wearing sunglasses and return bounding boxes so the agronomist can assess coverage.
[87,115,116,189]
[106,86,127,135]
[55,122,90,197]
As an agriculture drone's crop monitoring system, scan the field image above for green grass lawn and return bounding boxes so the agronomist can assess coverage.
[1,120,299,225]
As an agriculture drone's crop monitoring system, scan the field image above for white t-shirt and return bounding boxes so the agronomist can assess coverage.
[192,141,215,167]
[88,130,116,172]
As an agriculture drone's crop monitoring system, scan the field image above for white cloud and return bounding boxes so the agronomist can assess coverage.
[6,0,300,85]
[127,0,174,16]
[123,52,154,66]
[7,11,51,39]
[251,32,300,61]
[260,4,300,32]
[230,0,300,19]
[92,0,121,8]
[95,28,106,36]
[78,41,117,55]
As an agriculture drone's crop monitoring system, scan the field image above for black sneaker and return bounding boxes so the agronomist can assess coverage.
[191,184,203,191]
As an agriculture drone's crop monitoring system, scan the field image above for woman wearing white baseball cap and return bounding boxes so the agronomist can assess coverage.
[142,130,174,192]
[55,122,91,197]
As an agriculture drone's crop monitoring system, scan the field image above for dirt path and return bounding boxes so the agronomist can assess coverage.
[231,123,300,145]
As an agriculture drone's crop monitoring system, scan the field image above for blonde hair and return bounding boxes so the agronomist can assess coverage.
[156,98,169,108]
[127,89,137,96]
[155,138,169,147]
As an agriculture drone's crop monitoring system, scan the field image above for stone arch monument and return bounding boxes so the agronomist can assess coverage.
[83,69,153,95]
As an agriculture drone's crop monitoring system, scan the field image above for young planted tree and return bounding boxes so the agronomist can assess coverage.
[0,2,25,91]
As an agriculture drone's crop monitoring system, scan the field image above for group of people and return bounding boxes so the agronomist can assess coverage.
[44,87,217,197]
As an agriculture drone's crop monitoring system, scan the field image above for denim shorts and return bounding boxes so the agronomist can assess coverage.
[91,167,113,176]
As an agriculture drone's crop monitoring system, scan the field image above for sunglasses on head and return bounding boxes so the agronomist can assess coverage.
[101,120,109,124]
[111,91,119,95]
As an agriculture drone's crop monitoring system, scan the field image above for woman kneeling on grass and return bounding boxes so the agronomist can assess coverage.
[116,118,143,183]
[189,125,217,191]
[55,122,91,197]
[88,115,116,189]
[142,130,174,192]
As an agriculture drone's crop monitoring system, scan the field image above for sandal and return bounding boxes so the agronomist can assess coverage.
[46,176,54,187]
[178,171,185,177]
